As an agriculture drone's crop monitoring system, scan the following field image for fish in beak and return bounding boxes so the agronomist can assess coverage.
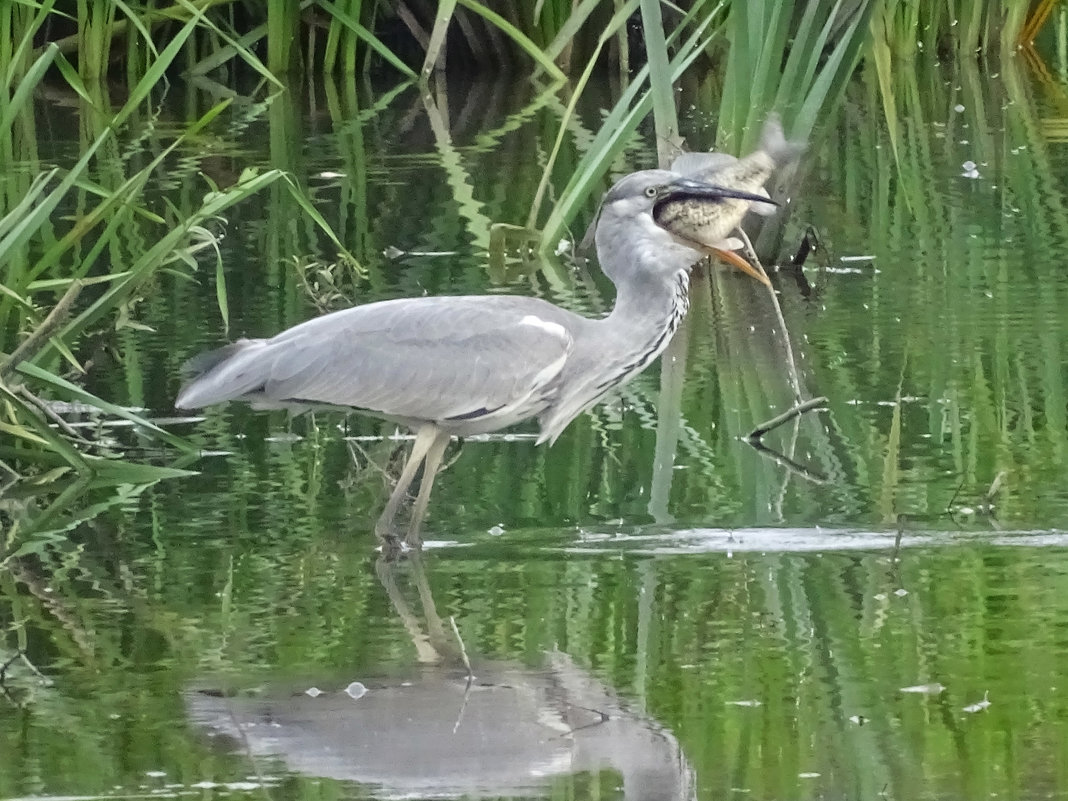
[653,179,779,287]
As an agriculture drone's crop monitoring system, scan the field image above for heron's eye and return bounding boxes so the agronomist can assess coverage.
[644,185,658,199]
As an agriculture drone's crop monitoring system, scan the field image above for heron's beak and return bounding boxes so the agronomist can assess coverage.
[661,178,777,206]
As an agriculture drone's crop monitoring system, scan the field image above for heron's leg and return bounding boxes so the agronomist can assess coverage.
[374,555,442,663]
[375,425,439,545]
[404,429,451,548]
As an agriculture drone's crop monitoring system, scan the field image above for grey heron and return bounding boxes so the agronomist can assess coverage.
[176,126,798,550]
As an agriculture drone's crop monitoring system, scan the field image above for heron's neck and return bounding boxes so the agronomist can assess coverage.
[603,267,690,359]
[609,267,689,322]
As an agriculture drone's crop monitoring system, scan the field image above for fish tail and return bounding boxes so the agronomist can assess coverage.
[760,113,806,165]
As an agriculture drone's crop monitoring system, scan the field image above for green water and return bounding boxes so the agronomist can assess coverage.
[3,53,1068,801]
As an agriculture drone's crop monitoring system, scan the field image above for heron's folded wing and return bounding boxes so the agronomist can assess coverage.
[253,296,574,421]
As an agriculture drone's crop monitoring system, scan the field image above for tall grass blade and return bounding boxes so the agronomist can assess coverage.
[0,384,90,471]
[639,0,678,167]
[0,42,56,134]
[538,1,723,249]
[422,0,456,78]
[318,0,417,78]
[526,0,636,228]
[456,0,567,81]
[542,0,602,64]
[173,0,282,87]
[2,0,60,88]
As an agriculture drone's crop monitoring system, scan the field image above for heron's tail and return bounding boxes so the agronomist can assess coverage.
[760,113,806,165]
[175,338,270,409]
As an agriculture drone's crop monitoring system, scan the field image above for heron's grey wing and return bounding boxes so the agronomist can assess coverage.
[179,296,574,423]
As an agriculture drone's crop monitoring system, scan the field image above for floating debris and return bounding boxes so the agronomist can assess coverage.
[963,691,991,713]
[345,681,368,700]
[383,246,460,259]
[265,433,304,443]
[900,683,946,695]
[305,686,323,698]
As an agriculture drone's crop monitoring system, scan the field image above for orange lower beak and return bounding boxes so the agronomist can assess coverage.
[709,247,772,287]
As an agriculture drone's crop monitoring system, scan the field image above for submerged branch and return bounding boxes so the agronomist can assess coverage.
[746,438,829,484]
[0,281,83,380]
[747,396,828,441]
[449,615,473,682]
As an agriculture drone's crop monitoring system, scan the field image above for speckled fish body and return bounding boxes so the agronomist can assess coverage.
[656,115,803,249]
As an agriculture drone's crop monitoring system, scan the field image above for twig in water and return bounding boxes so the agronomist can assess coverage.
[892,514,905,570]
[747,439,828,484]
[736,228,804,404]
[984,470,1006,508]
[345,439,394,484]
[735,227,769,280]
[0,649,20,681]
[16,385,95,445]
[449,615,473,683]
[449,615,475,735]
[0,459,18,493]
[747,396,828,441]
[945,477,967,524]
[556,704,611,738]
[0,649,23,706]
[222,689,270,799]
[789,225,821,268]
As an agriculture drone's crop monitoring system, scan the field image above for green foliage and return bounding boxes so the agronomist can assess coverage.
[0,0,1046,86]
[872,0,1031,58]
[0,7,357,485]
[2,7,1068,799]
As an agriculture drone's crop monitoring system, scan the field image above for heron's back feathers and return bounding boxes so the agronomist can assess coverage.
[175,296,582,434]
[176,339,271,409]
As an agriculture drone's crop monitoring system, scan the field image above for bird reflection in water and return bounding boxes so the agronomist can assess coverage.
[186,554,697,800]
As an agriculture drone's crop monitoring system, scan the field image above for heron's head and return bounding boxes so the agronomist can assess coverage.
[594,170,771,286]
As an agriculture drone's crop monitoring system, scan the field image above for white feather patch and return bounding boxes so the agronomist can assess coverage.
[520,315,568,341]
